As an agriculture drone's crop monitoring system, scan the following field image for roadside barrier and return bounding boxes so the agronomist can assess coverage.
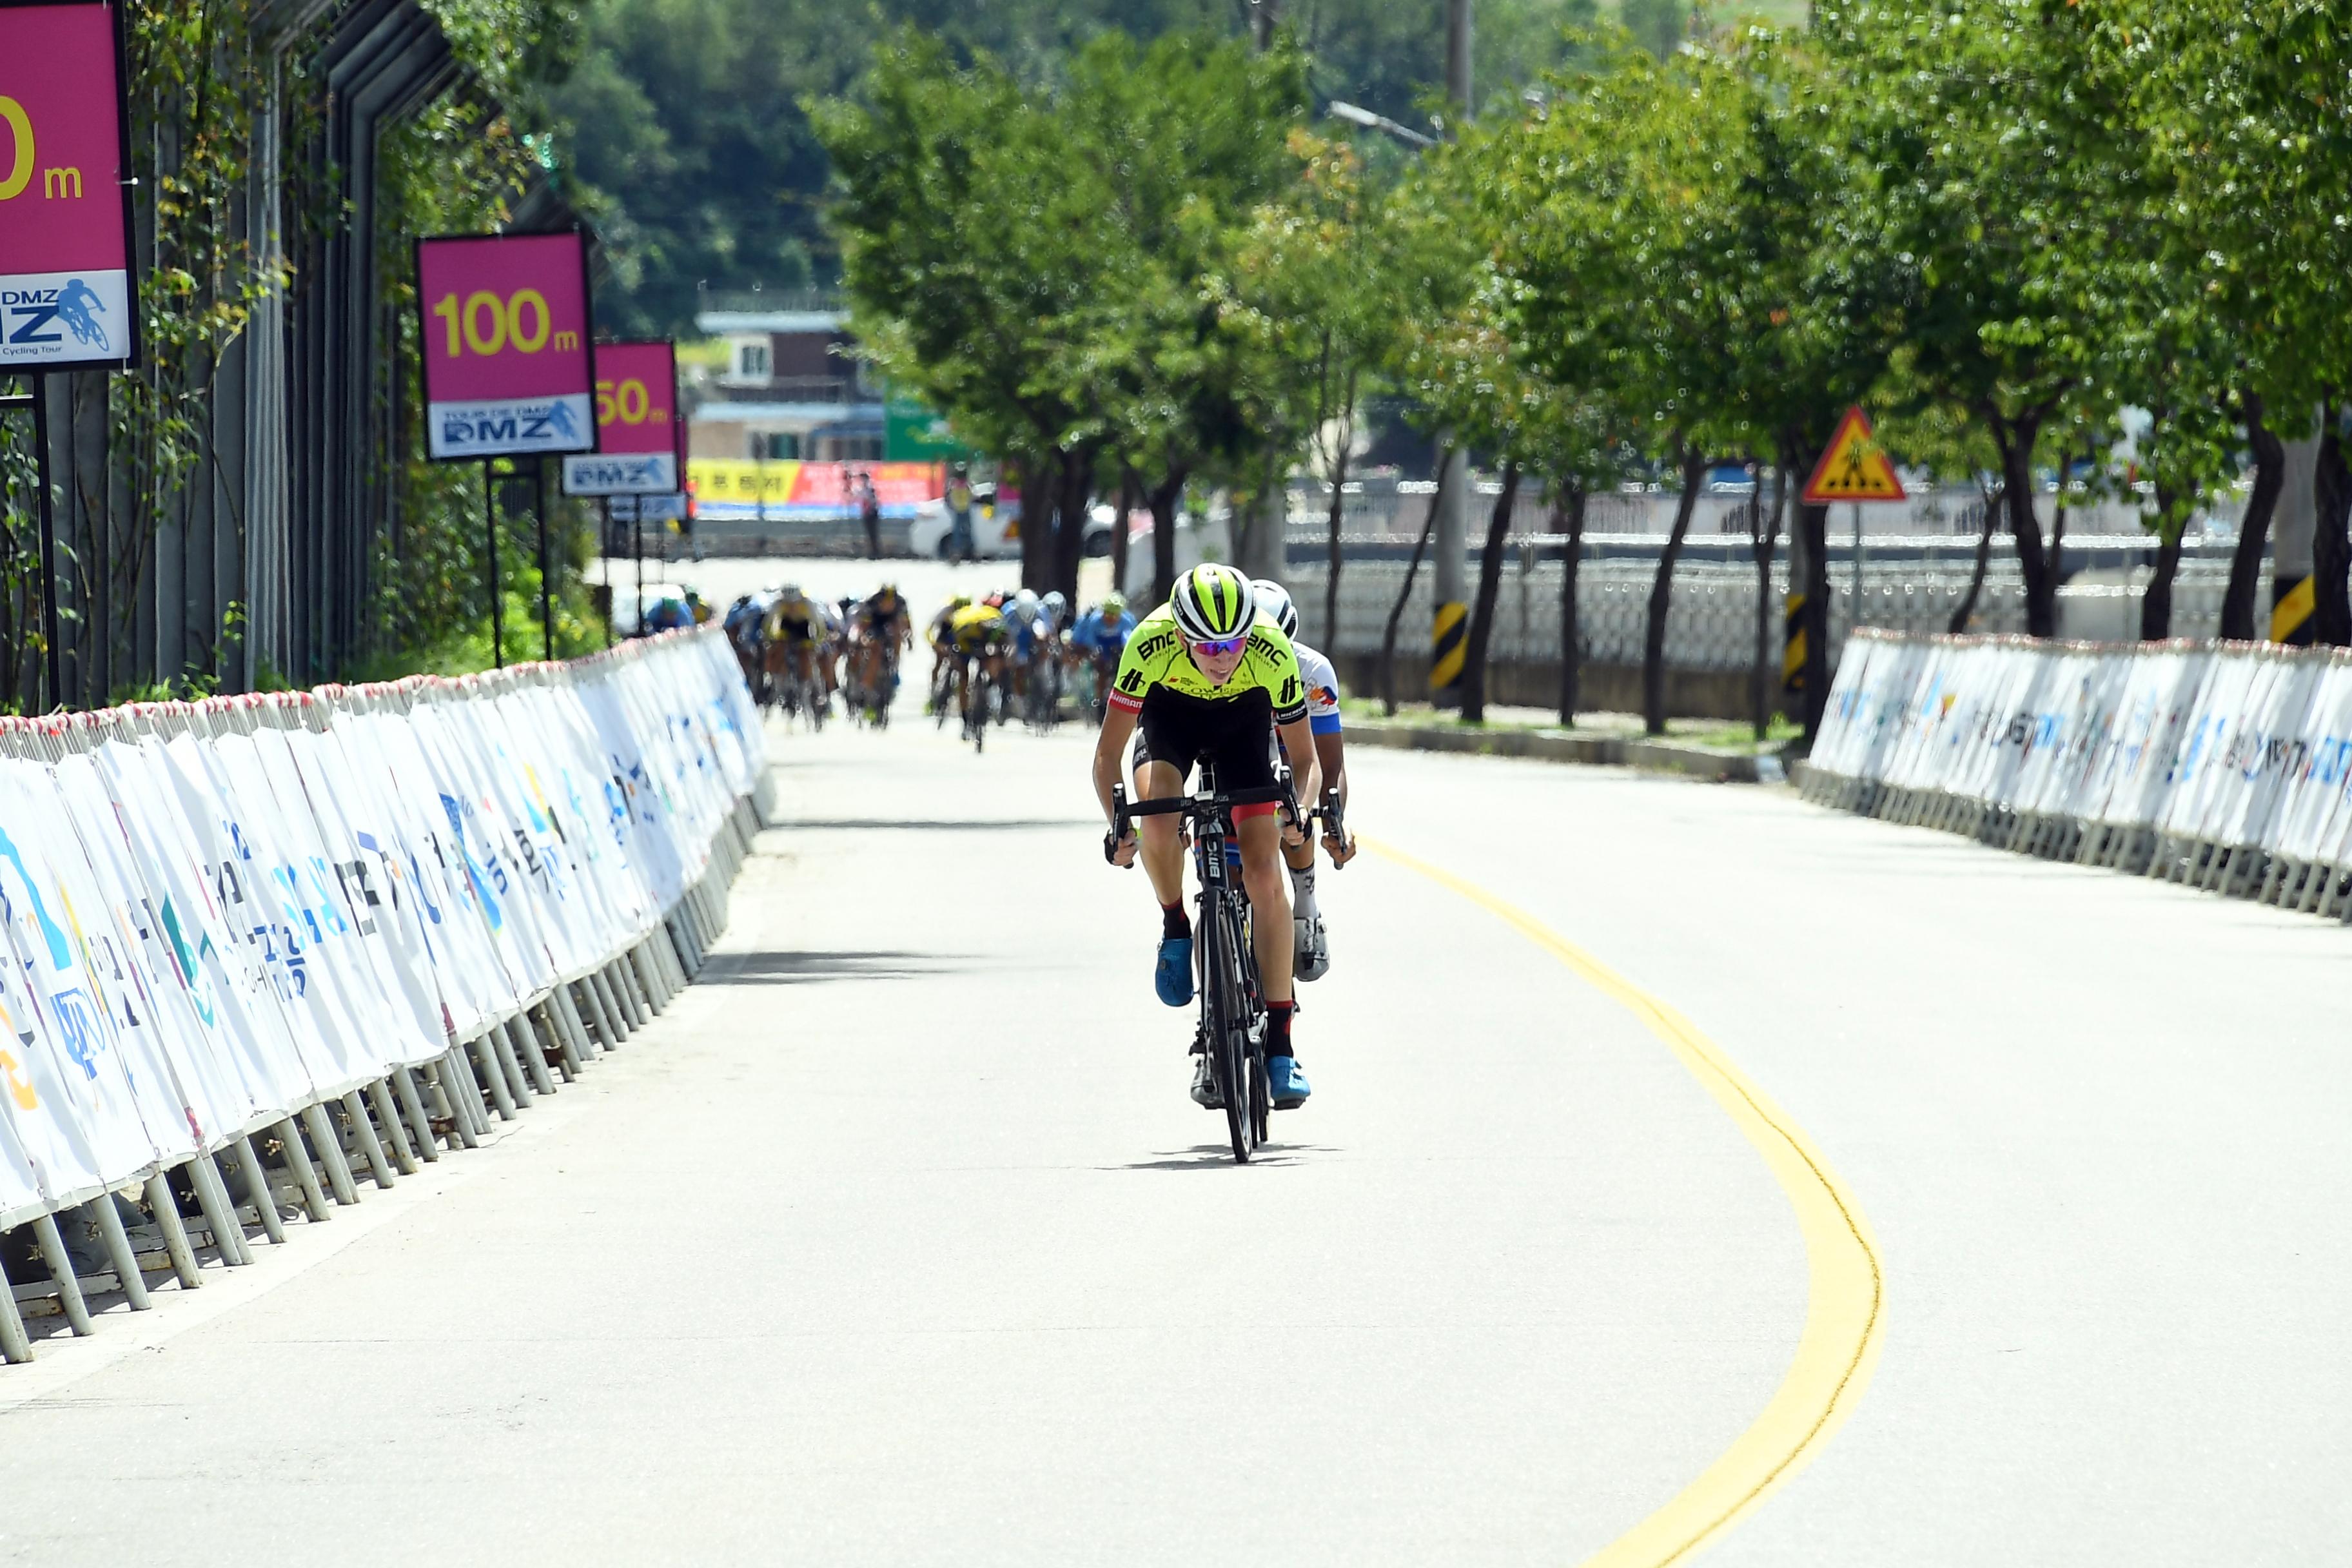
[1799,629,2352,916]
[0,626,764,1362]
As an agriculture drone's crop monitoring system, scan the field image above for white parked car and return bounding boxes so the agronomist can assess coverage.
[908,483,1113,560]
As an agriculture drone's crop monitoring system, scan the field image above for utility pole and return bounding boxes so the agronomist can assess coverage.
[1431,0,1473,705]
[1243,0,1288,589]
[1250,0,1280,50]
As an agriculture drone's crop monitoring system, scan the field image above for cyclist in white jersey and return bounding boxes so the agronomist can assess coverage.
[1249,581,1355,979]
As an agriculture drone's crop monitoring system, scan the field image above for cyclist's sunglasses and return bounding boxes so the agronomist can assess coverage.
[1190,634,1249,658]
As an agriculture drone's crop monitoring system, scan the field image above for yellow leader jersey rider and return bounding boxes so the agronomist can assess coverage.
[1092,564,1322,1112]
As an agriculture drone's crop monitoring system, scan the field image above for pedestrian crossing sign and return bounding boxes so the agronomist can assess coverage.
[1801,406,1907,504]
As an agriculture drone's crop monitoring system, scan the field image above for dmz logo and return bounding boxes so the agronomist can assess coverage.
[442,399,582,449]
[3,279,110,353]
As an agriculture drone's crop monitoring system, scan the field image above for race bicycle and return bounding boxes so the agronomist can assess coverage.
[1112,763,1297,1163]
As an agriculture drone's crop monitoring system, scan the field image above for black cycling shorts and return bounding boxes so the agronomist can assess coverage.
[1135,685,1275,796]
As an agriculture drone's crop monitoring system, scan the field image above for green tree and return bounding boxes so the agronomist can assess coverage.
[1831,0,2147,640]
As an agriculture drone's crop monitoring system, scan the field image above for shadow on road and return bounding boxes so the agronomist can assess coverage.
[781,818,1092,833]
[712,950,972,985]
[1107,1142,1335,1171]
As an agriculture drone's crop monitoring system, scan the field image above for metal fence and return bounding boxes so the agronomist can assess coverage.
[1286,544,2267,673]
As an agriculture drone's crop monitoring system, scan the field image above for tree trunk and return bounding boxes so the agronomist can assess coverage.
[1380,446,1453,716]
[2313,409,2351,646]
[1990,414,2054,637]
[1112,467,1137,600]
[2221,395,2283,640]
[1558,481,1586,727]
[1460,460,1521,724]
[1148,469,1187,607]
[1018,456,1057,594]
[2141,495,2184,641]
[1050,444,1095,605]
[1643,445,1706,735]
[1750,464,1784,740]
[1948,477,2002,634]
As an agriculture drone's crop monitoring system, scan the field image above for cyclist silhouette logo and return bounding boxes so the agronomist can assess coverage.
[55,279,111,355]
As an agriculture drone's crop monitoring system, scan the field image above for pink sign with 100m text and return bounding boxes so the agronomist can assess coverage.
[416,230,597,461]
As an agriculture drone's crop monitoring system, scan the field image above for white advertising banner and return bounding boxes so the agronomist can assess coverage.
[0,629,760,1231]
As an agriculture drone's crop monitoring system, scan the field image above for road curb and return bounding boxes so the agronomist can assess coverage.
[1347,722,1781,783]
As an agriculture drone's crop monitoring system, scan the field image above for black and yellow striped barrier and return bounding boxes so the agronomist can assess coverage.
[2271,574,2315,645]
[1781,594,1807,693]
[1431,601,1467,691]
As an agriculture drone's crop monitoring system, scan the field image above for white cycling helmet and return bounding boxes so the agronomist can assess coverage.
[1169,563,1256,643]
[1251,578,1298,639]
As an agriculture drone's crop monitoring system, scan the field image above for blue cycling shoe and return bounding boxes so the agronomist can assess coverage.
[1155,936,1194,1006]
[1267,1055,1311,1109]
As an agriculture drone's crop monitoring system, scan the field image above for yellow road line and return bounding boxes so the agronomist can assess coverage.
[1362,835,1885,1567]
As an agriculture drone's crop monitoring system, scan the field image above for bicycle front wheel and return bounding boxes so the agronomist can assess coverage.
[1203,892,1255,1164]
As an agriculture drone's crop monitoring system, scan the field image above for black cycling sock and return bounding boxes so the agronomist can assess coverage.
[1266,1000,1295,1057]
[1161,902,1191,941]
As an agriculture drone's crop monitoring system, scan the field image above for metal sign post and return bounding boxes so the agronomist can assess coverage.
[482,462,504,667]
[534,458,553,660]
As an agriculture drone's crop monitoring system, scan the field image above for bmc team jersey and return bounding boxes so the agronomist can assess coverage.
[1294,642,1343,735]
[1109,605,1310,725]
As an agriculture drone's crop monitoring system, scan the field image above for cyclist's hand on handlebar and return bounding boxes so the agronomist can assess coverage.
[1104,828,1139,868]
[1322,828,1357,867]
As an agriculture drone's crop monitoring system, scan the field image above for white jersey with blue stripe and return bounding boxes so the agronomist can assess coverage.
[1295,642,1342,735]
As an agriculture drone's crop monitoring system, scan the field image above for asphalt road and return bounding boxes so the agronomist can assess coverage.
[1,706,2345,1565]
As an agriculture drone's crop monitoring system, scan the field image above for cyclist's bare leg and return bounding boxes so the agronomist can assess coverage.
[1236,812,1293,1004]
[1134,759,1189,910]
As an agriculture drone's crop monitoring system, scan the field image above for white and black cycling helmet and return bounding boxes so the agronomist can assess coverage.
[1250,578,1298,639]
[1170,563,1257,643]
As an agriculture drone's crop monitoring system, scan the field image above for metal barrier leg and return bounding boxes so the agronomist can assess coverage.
[666,916,701,979]
[86,1195,151,1310]
[623,949,661,1019]
[275,1117,332,1220]
[393,1068,442,1161]
[143,1175,203,1288]
[630,940,668,1010]
[431,1056,484,1148]
[469,1034,518,1119]
[645,930,681,999]
[368,1080,420,1175]
[29,1214,93,1335]
[487,1024,536,1107]
[604,963,647,1032]
[190,1154,253,1264]
[576,975,622,1050]
[540,1003,583,1079]
[0,1265,34,1361]
[505,1018,557,1098]
[552,983,599,1061]
[231,1137,288,1244]
[300,1103,362,1204]
[342,1091,398,1188]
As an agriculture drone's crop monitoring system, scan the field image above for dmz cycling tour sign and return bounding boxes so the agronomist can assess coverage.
[0,0,139,371]
[416,230,596,460]
[562,340,681,495]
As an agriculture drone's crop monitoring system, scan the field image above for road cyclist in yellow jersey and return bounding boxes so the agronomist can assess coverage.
[1092,563,1322,1113]
[946,598,1010,748]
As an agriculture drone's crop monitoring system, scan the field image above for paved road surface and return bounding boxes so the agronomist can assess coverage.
[1,709,2344,1565]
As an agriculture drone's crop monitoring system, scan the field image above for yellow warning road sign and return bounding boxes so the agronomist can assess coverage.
[1801,406,1907,505]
